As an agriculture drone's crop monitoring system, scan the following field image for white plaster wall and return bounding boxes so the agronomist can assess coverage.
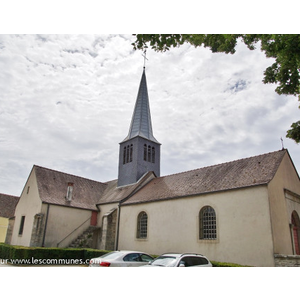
[0,217,8,243]
[43,204,92,248]
[285,192,300,224]
[11,168,42,246]
[268,152,300,255]
[118,186,275,266]
[97,203,118,224]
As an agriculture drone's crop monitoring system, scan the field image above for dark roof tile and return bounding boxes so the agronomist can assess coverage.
[35,166,106,210]
[97,172,156,204]
[122,150,287,205]
[0,193,19,218]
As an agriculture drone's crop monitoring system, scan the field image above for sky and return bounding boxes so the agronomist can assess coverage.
[0,33,299,196]
[1,3,299,296]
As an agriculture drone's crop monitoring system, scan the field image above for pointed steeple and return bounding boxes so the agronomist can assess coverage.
[123,68,159,143]
[117,67,161,187]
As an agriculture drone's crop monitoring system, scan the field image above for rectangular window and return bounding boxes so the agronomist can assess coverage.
[66,183,74,201]
[19,216,25,235]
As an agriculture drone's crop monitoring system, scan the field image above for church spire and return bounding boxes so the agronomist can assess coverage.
[123,68,159,143]
[117,67,161,187]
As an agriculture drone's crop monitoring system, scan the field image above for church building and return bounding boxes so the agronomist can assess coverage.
[5,67,300,267]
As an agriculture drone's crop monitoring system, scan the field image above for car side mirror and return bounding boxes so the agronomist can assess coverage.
[179,262,185,267]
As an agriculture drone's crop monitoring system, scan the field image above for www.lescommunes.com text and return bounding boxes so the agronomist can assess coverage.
[0,258,90,265]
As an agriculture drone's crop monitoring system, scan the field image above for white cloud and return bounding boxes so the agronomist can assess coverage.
[0,34,299,196]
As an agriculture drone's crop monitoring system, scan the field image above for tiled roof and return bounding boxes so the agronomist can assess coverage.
[122,150,287,205]
[35,165,107,210]
[0,193,19,218]
[97,171,156,205]
[33,150,289,208]
[34,166,155,209]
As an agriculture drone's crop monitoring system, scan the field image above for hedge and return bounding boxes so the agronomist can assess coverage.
[211,260,248,267]
[0,243,248,266]
[0,243,109,265]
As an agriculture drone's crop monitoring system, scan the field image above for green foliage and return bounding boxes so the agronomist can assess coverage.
[286,121,300,143]
[132,34,300,144]
[211,260,250,267]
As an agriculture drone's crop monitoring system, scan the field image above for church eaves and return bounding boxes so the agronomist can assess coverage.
[123,68,159,143]
[121,149,288,205]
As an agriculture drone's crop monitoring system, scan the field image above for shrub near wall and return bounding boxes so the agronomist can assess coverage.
[211,261,248,267]
[0,243,109,265]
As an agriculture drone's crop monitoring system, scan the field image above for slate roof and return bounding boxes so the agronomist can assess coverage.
[34,165,107,210]
[32,150,291,209]
[122,68,159,143]
[122,150,288,205]
[0,193,19,218]
[97,171,156,205]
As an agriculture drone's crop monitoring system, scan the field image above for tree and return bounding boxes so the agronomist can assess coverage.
[132,34,300,144]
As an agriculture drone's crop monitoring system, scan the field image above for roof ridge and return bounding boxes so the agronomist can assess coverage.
[34,165,106,185]
[103,178,118,185]
[0,192,19,198]
[159,149,286,179]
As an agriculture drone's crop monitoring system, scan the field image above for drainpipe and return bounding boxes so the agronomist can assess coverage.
[42,204,50,247]
[115,203,121,251]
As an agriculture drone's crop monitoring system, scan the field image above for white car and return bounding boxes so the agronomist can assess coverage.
[89,250,154,267]
[143,253,212,267]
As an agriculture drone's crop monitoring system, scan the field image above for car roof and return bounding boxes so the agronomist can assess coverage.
[118,250,145,253]
[160,253,207,258]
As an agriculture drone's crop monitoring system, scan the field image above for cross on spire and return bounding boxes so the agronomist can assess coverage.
[142,50,148,68]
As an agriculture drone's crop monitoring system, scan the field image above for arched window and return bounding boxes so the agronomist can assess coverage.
[143,144,155,163]
[144,144,147,161]
[137,211,148,239]
[148,145,151,162]
[123,144,133,164]
[199,206,217,240]
[123,146,126,164]
[129,144,133,162]
[126,145,130,163]
[292,211,300,255]
[151,147,155,163]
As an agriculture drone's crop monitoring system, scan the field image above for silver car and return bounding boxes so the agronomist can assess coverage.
[144,253,212,267]
[89,250,153,267]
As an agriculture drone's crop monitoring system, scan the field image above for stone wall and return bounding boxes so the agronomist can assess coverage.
[30,213,45,247]
[105,209,117,250]
[99,208,117,250]
[5,217,15,244]
[274,254,300,267]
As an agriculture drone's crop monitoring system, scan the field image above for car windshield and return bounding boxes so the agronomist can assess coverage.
[99,251,123,260]
[150,256,177,267]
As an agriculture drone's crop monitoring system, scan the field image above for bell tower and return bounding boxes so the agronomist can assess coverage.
[117,68,161,186]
